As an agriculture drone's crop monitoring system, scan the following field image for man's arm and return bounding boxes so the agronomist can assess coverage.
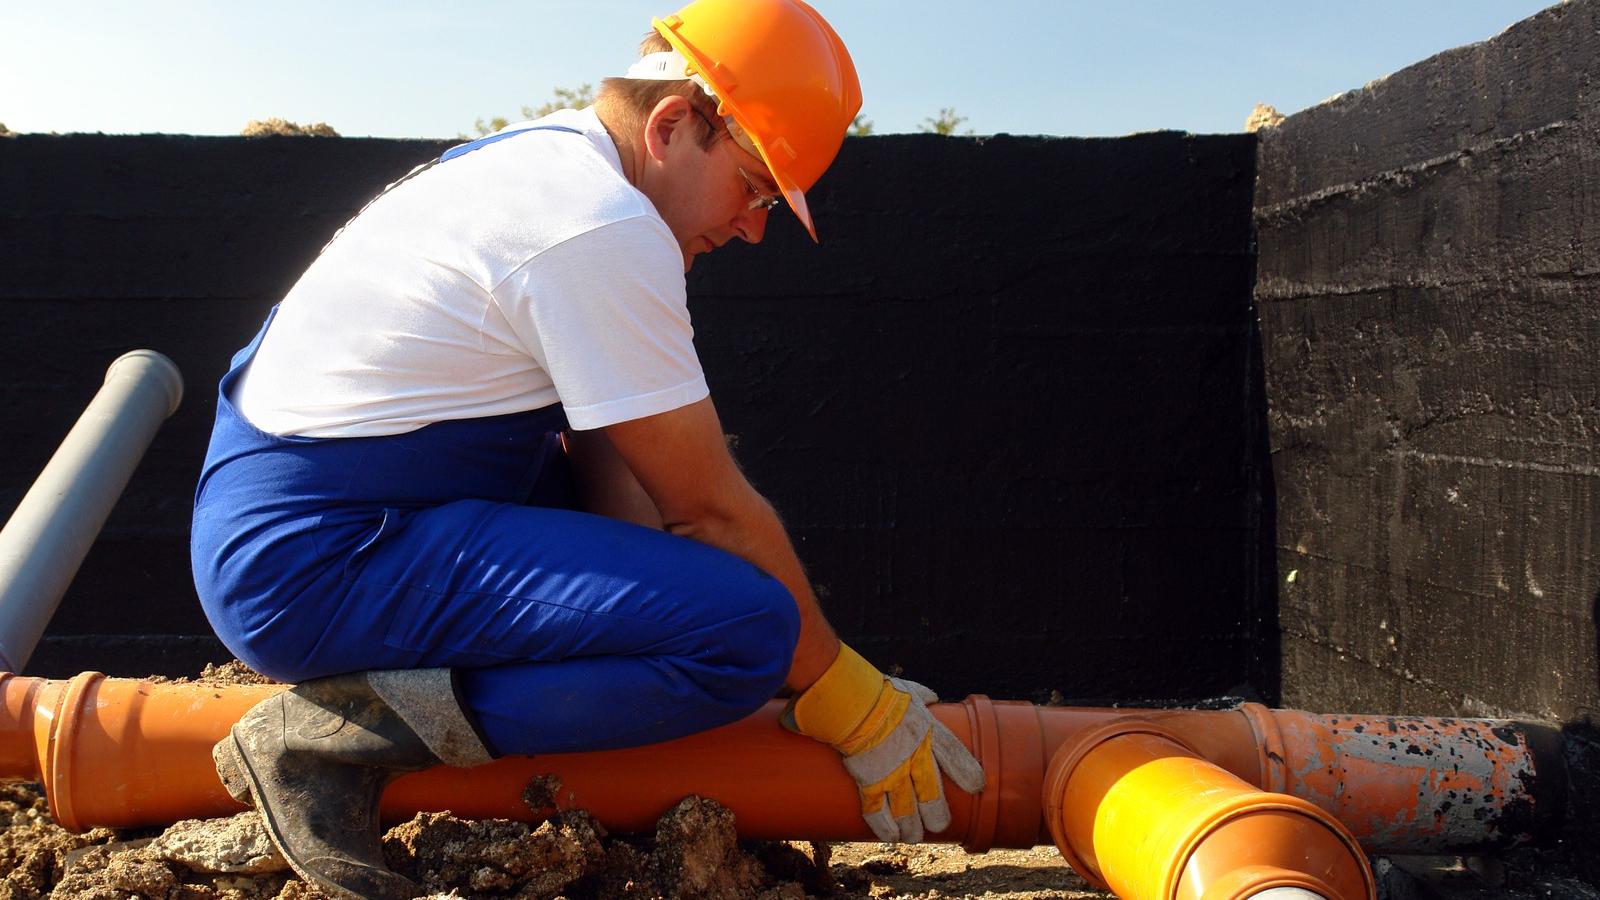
[599,396,839,691]
[605,398,985,845]
[563,429,664,530]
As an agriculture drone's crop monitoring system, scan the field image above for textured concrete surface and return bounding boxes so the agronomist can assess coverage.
[1255,0,1600,722]
[0,129,1270,704]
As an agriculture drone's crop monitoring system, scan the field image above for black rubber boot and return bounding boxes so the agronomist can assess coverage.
[214,669,494,900]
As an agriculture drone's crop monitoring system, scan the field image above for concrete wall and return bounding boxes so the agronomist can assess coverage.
[0,128,1270,703]
[1255,0,1599,722]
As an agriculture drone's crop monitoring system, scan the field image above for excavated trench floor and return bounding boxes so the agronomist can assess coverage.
[0,663,1592,899]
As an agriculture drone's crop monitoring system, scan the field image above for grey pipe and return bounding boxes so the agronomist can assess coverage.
[0,350,183,672]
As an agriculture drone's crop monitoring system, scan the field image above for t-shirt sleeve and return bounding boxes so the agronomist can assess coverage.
[492,214,709,431]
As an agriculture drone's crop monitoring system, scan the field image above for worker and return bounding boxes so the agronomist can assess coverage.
[189,1,984,897]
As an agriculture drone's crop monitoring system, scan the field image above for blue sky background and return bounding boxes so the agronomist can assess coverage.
[1,1,1558,138]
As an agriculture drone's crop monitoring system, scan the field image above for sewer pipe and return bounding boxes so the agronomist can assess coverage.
[0,352,183,672]
[0,673,1561,862]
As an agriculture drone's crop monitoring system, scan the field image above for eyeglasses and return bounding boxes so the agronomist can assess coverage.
[691,107,783,213]
[737,166,782,212]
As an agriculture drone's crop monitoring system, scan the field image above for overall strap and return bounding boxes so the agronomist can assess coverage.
[439,125,581,161]
[319,125,585,256]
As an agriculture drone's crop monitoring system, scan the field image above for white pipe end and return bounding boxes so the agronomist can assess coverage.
[106,350,184,418]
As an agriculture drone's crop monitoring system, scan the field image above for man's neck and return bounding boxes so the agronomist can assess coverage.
[595,103,642,187]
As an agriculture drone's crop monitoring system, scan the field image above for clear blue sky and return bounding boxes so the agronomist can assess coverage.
[1,0,1558,138]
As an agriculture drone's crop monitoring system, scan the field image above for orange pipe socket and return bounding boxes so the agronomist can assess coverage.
[1044,719,1373,899]
[0,672,1564,862]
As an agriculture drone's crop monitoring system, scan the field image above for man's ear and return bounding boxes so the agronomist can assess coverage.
[642,95,696,162]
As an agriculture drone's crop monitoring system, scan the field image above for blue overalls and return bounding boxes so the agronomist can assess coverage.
[190,129,799,757]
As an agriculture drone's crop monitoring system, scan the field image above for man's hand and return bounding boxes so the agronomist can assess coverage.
[783,644,985,843]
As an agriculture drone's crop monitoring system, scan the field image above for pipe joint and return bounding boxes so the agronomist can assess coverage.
[958,694,1003,851]
[1042,716,1374,900]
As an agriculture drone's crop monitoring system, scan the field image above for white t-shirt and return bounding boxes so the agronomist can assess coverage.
[235,107,707,437]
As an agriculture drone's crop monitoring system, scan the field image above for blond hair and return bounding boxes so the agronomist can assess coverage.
[595,32,723,149]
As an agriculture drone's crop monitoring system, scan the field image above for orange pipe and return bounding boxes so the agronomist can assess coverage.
[0,673,283,829]
[1042,719,1373,899]
[0,672,1563,862]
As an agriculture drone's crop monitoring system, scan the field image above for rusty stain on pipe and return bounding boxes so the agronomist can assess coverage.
[1235,706,1560,853]
[0,674,1566,869]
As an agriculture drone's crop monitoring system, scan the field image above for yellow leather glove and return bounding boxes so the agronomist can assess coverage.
[782,644,986,843]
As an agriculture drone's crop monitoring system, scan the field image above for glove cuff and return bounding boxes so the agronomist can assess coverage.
[788,643,888,745]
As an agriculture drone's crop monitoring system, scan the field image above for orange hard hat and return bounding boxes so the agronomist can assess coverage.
[652,0,862,242]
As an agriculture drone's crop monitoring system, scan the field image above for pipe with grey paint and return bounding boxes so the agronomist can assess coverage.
[0,350,183,671]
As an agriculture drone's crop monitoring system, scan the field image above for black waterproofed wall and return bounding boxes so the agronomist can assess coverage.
[1255,0,1600,724]
[0,128,1269,703]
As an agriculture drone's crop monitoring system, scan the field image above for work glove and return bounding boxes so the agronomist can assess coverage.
[782,644,986,843]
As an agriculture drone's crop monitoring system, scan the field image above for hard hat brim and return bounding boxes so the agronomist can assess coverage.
[773,173,817,243]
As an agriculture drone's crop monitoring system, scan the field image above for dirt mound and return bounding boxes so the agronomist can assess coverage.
[0,783,118,898]
[148,661,280,687]
[386,809,605,897]
[240,119,339,137]
[1244,103,1285,133]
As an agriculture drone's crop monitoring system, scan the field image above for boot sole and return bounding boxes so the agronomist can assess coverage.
[213,738,253,805]
[225,729,399,900]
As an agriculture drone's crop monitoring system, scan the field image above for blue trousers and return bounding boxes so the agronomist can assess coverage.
[191,310,799,755]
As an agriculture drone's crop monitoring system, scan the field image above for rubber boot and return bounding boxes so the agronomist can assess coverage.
[214,669,495,900]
